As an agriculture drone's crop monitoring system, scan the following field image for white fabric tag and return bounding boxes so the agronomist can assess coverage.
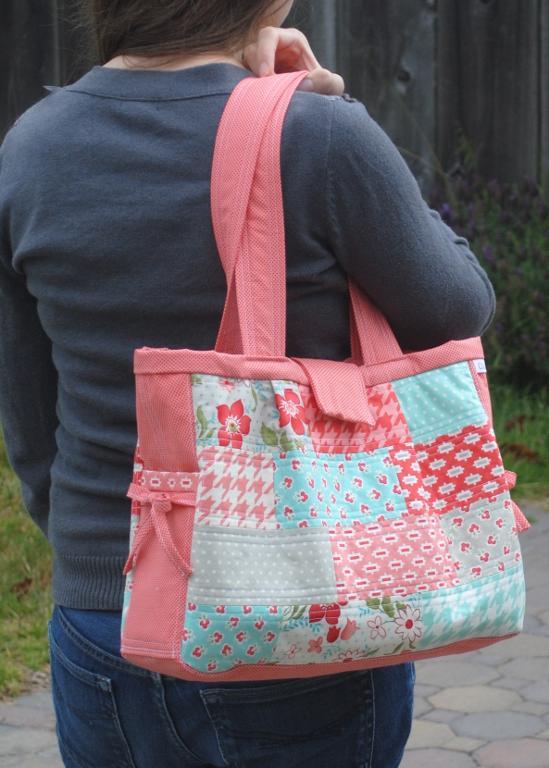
[473,358,487,373]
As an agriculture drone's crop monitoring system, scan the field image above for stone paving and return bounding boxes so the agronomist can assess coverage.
[402,501,549,768]
[0,502,547,767]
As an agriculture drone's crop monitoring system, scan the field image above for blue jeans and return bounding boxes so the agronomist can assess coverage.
[48,604,415,767]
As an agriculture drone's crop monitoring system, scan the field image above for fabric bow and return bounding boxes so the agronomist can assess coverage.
[123,482,197,576]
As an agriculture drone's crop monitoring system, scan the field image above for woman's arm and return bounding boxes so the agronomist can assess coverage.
[325,96,496,352]
[0,149,58,540]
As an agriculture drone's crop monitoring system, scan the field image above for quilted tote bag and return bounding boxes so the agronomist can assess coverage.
[120,70,528,682]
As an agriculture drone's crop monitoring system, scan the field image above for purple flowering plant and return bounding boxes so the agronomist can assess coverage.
[429,154,548,391]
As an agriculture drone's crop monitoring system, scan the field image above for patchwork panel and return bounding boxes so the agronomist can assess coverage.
[192,375,415,457]
[179,567,524,673]
[269,566,525,667]
[195,446,276,529]
[273,448,411,528]
[417,566,525,650]
[299,380,410,454]
[415,424,506,510]
[385,443,429,514]
[328,515,457,601]
[119,369,527,679]
[192,375,312,454]
[186,525,337,604]
[439,490,522,580]
[180,602,280,673]
[392,362,487,443]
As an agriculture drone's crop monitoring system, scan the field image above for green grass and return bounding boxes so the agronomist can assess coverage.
[0,436,53,699]
[0,383,547,698]
[490,383,549,503]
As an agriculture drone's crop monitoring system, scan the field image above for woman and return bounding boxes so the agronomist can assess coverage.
[0,1,496,766]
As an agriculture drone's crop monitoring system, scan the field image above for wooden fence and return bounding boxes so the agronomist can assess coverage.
[291,0,549,190]
[2,0,548,192]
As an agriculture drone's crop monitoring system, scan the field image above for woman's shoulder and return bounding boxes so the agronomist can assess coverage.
[283,87,380,165]
[285,87,371,128]
[0,87,69,170]
[278,89,381,229]
[279,87,397,211]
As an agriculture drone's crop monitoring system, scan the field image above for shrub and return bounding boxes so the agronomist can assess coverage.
[429,149,548,391]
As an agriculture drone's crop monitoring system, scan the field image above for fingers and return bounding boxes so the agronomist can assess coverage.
[297,67,346,96]
[242,26,346,97]
[244,26,319,76]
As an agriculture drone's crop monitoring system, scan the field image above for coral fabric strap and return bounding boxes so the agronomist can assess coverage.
[211,71,403,366]
[349,283,403,366]
[211,71,306,356]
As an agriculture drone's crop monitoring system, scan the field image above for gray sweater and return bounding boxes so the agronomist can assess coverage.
[0,63,496,609]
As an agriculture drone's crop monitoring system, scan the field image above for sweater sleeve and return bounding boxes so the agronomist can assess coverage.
[0,144,59,541]
[325,96,496,352]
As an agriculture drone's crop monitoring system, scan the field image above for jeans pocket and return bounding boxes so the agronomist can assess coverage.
[199,669,374,768]
[48,620,136,768]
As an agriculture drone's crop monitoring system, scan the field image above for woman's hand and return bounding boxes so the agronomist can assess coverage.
[242,26,345,96]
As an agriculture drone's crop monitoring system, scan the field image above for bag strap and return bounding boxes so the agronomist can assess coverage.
[211,71,301,356]
[210,70,403,366]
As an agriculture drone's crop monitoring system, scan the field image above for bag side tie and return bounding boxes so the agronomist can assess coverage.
[123,482,197,576]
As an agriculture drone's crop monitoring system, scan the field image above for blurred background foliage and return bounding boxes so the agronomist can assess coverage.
[429,139,548,391]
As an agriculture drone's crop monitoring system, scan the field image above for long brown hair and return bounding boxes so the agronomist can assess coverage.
[82,1,293,65]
